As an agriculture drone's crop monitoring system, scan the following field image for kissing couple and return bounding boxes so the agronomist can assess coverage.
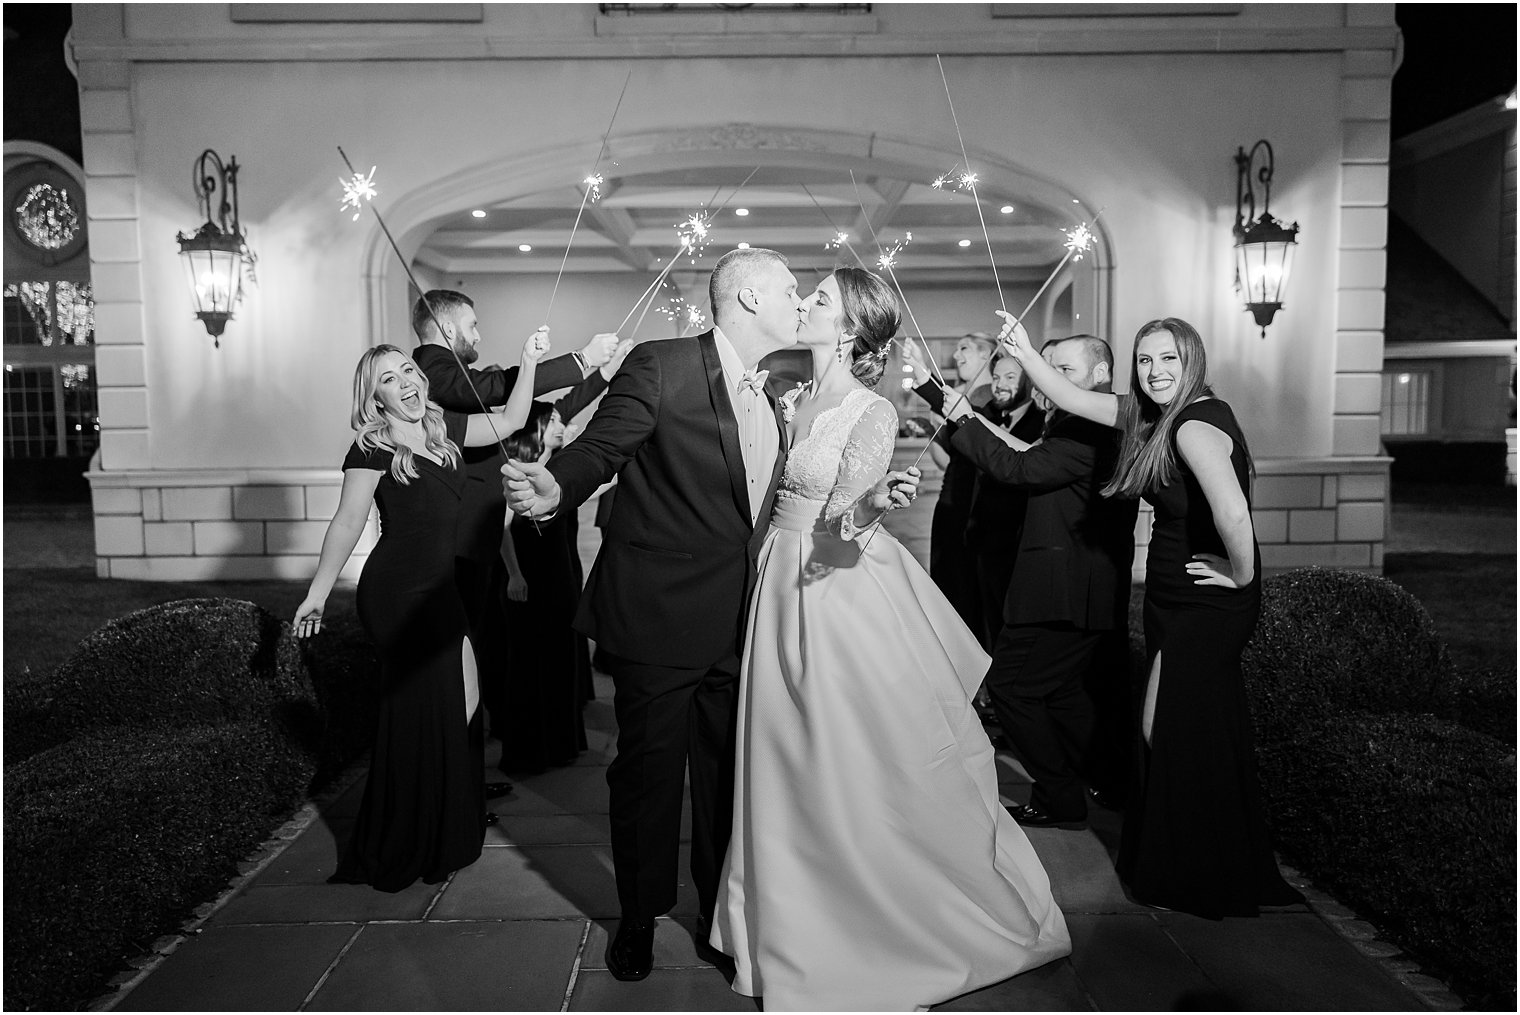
[504,247,1070,1011]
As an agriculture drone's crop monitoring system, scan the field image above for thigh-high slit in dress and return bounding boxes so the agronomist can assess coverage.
[1117,397,1302,918]
[331,411,485,892]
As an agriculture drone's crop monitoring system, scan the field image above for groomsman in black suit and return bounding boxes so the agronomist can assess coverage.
[411,289,619,741]
[502,249,919,981]
[945,334,1137,827]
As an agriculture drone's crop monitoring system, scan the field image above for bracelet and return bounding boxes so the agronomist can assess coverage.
[572,351,589,374]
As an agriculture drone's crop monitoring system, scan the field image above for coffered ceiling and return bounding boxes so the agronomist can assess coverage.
[413,162,1080,287]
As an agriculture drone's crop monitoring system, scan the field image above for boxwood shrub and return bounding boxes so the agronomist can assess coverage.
[1243,567,1516,1010]
[1257,709,1516,1010]
[3,598,321,766]
[1242,567,1448,746]
[2,597,380,1011]
[4,721,314,1011]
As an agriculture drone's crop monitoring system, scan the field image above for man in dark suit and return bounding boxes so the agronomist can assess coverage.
[411,289,619,742]
[945,334,1137,827]
[502,248,918,982]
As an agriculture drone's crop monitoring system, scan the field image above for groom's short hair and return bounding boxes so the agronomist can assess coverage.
[709,247,788,324]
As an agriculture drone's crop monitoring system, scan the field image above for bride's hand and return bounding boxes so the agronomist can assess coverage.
[871,465,921,513]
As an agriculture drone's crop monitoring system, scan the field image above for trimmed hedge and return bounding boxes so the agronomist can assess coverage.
[1242,567,1448,746]
[2,597,379,1011]
[4,721,314,1011]
[1258,710,1516,1010]
[3,598,320,766]
[1243,568,1517,1010]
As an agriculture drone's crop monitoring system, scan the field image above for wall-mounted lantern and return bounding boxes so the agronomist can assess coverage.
[176,150,251,347]
[1233,140,1300,339]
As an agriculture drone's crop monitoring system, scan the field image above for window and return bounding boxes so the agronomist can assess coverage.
[1381,369,1433,436]
[2,282,98,459]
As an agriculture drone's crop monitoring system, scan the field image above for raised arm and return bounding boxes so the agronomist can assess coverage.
[293,467,382,637]
[1177,418,1255,588]
[465,327,549,445]
[826,399,899,541]
[995,311,1118,428]
[943,394,1034,452]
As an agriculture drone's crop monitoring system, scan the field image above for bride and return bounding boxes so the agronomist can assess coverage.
[709,267,1071,1011]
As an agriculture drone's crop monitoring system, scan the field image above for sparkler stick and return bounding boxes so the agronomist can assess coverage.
[613,166,763,336]
[859,210,1102,553]
[338,147,543,530]
[543,70,633,327]
[936,53,1008,313]
[843,173,946,388]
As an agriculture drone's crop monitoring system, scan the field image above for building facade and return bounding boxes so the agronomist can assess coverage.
[70,2,1399,581]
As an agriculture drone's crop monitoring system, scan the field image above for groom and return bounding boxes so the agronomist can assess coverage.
[503,248,917,981]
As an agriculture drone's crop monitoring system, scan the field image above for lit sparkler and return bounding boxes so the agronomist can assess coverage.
[543,70,633,327]
[826,230,850,251]
[876,232,912,272]
[339,166,378,221]
[936,54,1008,313]
[677,212,713,259]
[1063,222,1095,262]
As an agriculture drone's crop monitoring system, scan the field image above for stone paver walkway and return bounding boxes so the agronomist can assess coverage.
[100,672,1437,1012]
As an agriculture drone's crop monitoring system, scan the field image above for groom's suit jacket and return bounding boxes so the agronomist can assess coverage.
[546,330,788,668]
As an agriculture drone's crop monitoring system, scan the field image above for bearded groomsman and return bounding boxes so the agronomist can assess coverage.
[412,289,618,742]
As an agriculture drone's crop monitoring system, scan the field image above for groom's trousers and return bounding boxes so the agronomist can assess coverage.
[603,649,740,924]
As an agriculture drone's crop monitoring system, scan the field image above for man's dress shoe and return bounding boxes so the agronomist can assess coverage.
[1005,802,1084,828]
[605,917,656,981]
[484,781,513,798]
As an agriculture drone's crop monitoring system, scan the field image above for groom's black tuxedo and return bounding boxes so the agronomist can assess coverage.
[550,330,787,665]
[545,328,788,923]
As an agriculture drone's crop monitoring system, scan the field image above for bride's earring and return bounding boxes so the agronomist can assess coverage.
[835,337,848,365]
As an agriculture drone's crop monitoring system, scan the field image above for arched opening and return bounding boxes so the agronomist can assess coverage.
[361,126,1112,427]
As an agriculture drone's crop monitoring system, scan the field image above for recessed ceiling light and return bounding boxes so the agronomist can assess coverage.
[737,242,751,249]
[518,244,532,252]
[958,239,972,247]
[1000,205,1014,215]
[471,209,487,218]
[735,208,750,217]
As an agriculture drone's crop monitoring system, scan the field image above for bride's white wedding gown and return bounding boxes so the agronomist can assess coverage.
[710,386,1071,1011]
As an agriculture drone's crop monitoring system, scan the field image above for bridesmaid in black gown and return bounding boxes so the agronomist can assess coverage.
[497,402,589,774]
[908,333,997,638]
[294,337,546,891]
[997,315,1302,919]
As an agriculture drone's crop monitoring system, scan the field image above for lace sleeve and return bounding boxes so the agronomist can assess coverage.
[825,398,899,541]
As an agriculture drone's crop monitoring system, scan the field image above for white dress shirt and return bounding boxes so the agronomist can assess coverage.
[713,326,782,525]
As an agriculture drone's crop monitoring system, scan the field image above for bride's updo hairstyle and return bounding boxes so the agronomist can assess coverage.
[834,267,902,389]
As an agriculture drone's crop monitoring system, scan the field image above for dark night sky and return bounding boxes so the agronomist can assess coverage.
[2,4,1516,160]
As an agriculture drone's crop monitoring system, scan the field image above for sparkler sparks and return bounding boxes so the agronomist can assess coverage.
[1063,222,1095,261]
[876,232,912,272]
[339,167,378,221]
[583,173,605,203]
[931,166,979,194]
[657,296,706,333]
[826,230,850,251]
[677,213,712,259]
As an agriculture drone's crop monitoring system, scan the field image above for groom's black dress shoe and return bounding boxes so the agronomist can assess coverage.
[606,917,656,981]
[1006,802,1085,828]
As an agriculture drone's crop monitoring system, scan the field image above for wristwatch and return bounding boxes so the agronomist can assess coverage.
[571,351,589,374]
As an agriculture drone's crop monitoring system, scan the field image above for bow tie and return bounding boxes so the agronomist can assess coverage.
[738,368,769,395]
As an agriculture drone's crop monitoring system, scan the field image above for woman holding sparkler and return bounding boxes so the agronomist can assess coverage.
[294,332,549,892]
[710,267,1069,1011]
[905,333,996,639]
[995,313,1302,919]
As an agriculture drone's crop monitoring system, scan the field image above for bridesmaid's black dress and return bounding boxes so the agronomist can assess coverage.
[1117,398,1302,918]
[919,382,990,638]
[498,510,588,773]
[332,412,484,892]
